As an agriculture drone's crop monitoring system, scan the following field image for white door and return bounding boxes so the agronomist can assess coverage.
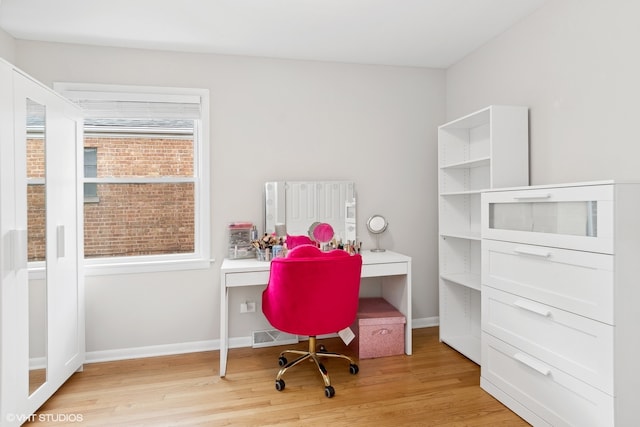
[0,57,26,427]
[43,84,84,393]
[0,68,84,426]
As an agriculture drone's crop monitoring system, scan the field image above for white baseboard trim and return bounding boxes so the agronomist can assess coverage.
[84,320,439,364]
[86,340,218,364]
[30,356,47,370]
[229,336,252,349]
[412,316,439,329]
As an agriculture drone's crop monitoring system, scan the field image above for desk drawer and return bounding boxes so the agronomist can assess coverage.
[482,286,613,394]
[225,270,270,287]
[482,333,613,427]
[362,262,408,278]
[482,239,613,323]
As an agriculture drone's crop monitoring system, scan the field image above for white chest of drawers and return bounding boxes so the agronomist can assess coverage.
[480,181,640,427]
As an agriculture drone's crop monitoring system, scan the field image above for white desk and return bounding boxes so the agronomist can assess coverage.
[219,250,412,377]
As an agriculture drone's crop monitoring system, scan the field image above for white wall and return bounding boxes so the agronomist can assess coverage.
[14,41,445,358]
[0,27,14,62]
[446,0,640,185]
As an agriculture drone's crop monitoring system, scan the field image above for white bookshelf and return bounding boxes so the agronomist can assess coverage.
[438,105,528,364]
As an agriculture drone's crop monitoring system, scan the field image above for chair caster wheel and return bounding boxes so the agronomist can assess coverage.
[275,379,285,391]
[349,364,359,375]
[278,356,287,366]
[324,385,335,398]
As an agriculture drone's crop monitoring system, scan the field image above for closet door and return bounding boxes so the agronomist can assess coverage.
[0,58,25,427]
[44,88,84,390]
[8,70,84,423]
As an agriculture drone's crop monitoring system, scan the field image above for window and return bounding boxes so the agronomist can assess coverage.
[84,147,98,201]
[55,83,210,274]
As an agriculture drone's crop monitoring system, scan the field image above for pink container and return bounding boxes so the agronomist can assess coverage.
[350,298,406,359]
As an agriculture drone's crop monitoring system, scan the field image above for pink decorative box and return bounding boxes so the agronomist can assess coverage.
[350,298,406,359]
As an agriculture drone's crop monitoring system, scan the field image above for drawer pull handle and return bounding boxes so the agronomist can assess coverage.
[513,246,551,258]
[514,300,552,317]
[513,192,551,200]
[514,352,552,376]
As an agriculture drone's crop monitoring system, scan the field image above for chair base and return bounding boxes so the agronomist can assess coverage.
[274,336,359,398]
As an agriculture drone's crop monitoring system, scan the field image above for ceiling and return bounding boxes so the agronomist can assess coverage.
[0,0,547,68]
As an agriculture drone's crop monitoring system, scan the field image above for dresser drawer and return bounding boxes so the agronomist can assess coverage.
[482,286,613,394]
[482,239,613,323]
[482,333,614,427]
[481,184,613,254]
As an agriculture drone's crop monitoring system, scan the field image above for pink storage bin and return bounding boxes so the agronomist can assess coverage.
[350,297,406,359]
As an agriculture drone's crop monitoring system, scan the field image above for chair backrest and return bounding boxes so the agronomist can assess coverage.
[285,234,314,249]
[262,245,363,336]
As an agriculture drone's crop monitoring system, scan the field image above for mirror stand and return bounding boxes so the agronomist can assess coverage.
[372,233,385,252]
[367,214,388,252]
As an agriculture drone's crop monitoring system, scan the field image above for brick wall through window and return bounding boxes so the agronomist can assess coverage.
[26,135,195,260]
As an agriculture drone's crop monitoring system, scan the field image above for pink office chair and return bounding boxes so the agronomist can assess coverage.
[262,244,363,398]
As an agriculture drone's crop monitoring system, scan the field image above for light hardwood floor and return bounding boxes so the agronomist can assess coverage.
[27,327,528,426]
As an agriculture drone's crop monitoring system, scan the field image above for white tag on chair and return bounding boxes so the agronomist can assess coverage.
[338,327,355,345]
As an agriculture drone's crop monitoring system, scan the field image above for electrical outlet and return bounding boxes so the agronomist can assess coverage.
[240,302,256,313]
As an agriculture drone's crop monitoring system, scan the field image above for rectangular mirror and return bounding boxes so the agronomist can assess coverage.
[264,181,356,242]
[26,98,48,396]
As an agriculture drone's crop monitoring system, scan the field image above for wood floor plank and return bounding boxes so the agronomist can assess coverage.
[26,327,528,426]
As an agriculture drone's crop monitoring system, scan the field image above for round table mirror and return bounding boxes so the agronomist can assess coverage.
[312,222,334,251]
[366,214,388,252]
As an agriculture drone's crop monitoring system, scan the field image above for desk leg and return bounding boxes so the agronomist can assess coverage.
[220,282,228,377]
[405,263,412,355]
[380,265,412,355]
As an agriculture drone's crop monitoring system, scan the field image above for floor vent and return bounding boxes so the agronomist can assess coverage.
[252,329,299,348]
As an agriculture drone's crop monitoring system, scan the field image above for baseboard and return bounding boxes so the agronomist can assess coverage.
[29,356,47,370]
[84,320,439,364]
[86,340,217,363]
[412,316,439,328]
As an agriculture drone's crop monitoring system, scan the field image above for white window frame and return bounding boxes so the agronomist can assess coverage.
[54,83,211,275]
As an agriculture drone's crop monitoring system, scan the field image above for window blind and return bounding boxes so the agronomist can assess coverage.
[56,86,202,120]
[73,99,201,119]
